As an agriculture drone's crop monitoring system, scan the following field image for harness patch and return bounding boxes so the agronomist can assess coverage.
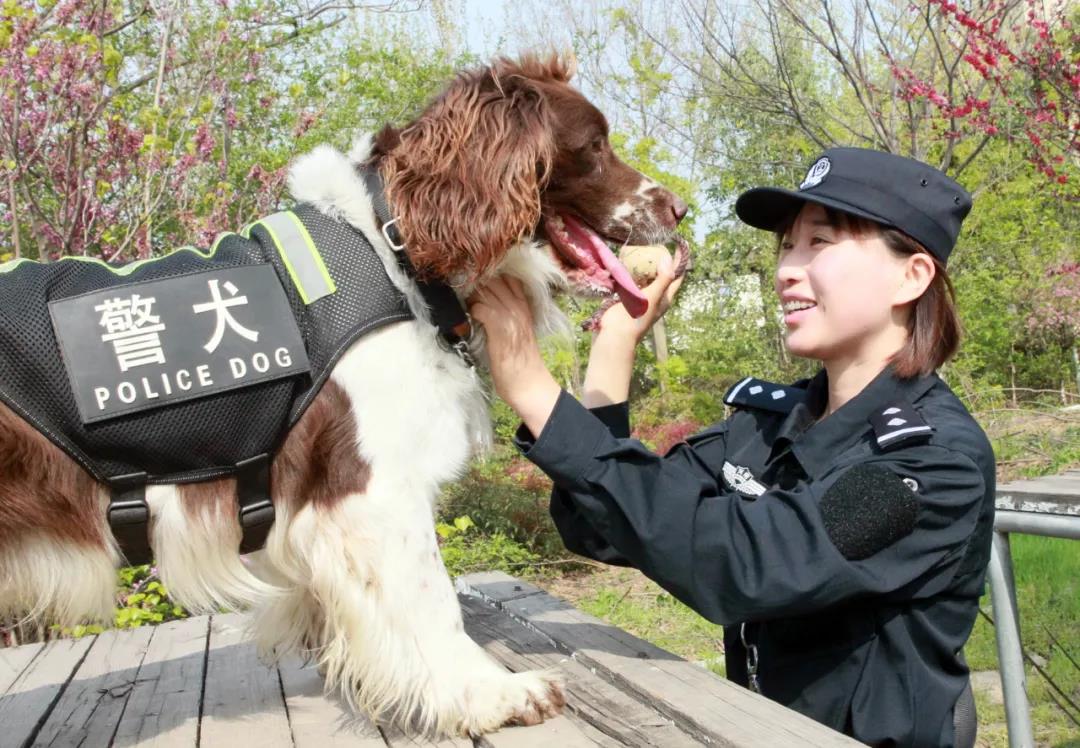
[0,203,412,486]
[50,264,310,424]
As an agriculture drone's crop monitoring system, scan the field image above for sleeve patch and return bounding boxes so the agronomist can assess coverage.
[820,464,918,560]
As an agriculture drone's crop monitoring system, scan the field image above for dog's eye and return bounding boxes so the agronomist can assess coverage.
[591,137,605,152]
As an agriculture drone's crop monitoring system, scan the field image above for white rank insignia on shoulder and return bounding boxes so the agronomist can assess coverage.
[723,461,767,497]
[800,157,831,190]
[869,402,934,450]
[723,376,805,415]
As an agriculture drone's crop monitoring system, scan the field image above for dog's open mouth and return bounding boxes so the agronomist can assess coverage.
[543,213,649,318]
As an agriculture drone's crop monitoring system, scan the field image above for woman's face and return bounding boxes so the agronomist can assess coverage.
[775,203,910,366]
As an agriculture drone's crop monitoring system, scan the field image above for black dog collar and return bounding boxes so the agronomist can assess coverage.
[359,166,475,365]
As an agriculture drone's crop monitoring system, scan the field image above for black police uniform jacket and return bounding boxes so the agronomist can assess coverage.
[514,366,995,748]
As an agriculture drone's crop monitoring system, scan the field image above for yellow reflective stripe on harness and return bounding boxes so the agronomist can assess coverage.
[251,211,336,305]
[0,257,30,273]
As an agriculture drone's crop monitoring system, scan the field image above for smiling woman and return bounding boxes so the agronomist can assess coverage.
[472,147,995,748]
[773,205,960,380]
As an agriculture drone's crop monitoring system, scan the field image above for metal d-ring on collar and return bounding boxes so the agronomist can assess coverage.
[360,167,476,369]
[450,332,477,369]
[380,218,406,252]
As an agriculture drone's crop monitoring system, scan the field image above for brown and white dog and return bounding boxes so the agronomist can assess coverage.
[0,54,686,736]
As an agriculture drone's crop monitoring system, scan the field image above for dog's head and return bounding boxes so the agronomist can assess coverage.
[371,53,687,316]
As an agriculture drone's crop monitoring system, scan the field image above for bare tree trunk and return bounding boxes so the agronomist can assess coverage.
[1010,353,1018,408]
[1072,344,1080,402]
[142,6,174,258]
[756,269,787,368]
[7,173,20,259]
[653,319,669,393]
[429,0,457,57]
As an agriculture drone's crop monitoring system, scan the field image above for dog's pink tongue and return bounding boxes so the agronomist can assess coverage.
[561,216,649,318]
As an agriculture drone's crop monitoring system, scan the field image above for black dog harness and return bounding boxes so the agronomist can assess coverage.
[0,203,414,563]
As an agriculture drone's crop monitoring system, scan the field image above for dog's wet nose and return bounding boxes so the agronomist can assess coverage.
[671,196,689,223]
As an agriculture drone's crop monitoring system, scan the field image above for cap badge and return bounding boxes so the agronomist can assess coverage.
[800,157,831,190]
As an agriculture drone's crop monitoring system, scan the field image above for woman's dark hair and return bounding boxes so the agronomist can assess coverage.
[776,206,961,378]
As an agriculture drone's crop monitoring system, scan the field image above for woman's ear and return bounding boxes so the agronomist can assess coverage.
[893,252,936,306]
[380,64,556,284]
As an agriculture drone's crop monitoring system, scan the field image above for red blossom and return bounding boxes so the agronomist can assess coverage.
[889,0,1078,192]
[0,0,294,261]
[1027,263,1080,341]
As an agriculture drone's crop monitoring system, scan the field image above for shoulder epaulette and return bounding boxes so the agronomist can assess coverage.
[868,401,934,449]
[723,376,806,415]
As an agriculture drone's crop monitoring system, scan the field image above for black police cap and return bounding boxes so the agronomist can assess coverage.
[735,147,972,264]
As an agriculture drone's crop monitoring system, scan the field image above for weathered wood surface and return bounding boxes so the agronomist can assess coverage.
[0,636,94,747]
[996,470,1080,515]
[0,573,861,747]
[111,617,207,748]
[458,573,860,748]
[32,625,156,747]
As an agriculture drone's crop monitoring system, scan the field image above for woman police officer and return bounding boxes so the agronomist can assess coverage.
[469,148,994,747]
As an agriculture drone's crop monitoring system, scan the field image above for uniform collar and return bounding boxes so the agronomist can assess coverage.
[775,365,939,478]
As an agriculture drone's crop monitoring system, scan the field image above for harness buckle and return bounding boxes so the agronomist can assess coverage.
[108,496,150,526]
[239,498,275,529]
[381,218,406,252]
[235,453,275,554]
[107,472,152,565]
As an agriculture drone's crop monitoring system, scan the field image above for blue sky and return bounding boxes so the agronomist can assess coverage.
[461,0,509,54]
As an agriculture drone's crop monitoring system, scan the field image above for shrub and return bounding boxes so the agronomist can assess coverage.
[439,445,567,559]
[437,516,541,577]
[113,565,188,630]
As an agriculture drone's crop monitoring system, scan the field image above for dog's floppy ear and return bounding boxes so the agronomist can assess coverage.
[381,61,557,283]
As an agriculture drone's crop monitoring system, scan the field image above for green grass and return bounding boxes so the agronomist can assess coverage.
[964,535,1080,747]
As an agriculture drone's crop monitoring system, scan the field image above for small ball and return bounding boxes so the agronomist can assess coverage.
[620,244,672,285]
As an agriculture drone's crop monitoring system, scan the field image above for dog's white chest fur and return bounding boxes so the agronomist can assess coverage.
[331,321,488,493]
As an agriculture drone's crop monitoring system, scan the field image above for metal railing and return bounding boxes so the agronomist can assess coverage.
[988,473,1080,748]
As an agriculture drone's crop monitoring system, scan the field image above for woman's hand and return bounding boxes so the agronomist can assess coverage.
[469,276,562,436]
[582,253,686,407]
[596,251,685,349]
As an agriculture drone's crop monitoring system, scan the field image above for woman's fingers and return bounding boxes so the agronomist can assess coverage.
[475,275,527,311]
[636,253,682,318]
[468,299,492,325]
[507,276,528,302]
[469,276,536,338]
[661,274,685,312]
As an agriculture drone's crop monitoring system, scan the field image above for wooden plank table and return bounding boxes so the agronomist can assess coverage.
[996,467,1080,516]
[0,572,860,748]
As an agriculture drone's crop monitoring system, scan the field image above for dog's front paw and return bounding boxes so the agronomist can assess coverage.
[459,669,565,736]
[503,670,566,728]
